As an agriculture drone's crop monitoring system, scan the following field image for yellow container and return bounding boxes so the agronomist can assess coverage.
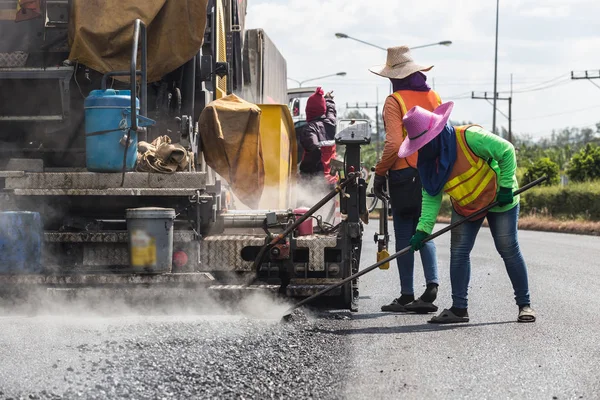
[257,104,297,209]
[377,249,390,270]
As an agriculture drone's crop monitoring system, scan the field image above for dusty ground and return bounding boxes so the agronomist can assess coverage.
[1,224,600,399]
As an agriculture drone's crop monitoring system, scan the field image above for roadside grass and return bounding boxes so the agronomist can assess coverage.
[368,181,600,236]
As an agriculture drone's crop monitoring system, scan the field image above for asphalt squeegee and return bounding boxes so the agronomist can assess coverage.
[281,175,548,321]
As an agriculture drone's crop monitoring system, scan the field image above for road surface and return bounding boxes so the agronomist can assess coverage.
[1,223,599,399]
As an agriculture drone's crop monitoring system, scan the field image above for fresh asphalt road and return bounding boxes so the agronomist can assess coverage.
[1,222,599,399]
[344,222,600,399]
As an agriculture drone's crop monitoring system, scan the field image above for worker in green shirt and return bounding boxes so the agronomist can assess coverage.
[397,102,536,324]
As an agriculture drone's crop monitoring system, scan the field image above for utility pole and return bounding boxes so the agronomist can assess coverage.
[571,70,600,90]
[346,102,381,159]
[472,92,512,143]
[492,0,500,135]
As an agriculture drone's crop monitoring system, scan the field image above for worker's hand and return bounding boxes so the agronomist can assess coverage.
[324,91,334,99]
[373,174,389,200]
[496,187,513,206]
[409,230,429,252]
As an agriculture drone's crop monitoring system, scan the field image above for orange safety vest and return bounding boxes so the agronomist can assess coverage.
[390,90,441,169]
[444,125,498,218]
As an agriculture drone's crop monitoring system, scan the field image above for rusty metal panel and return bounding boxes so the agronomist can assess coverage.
[5,172,207,190]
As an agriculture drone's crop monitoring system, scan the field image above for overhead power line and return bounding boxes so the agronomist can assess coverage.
[571,70,600,91]
[513,104,600,122]
[472,92,512,142]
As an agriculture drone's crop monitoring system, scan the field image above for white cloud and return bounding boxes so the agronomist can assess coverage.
[246,0,600,140]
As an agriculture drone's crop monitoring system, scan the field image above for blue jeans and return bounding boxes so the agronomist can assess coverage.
[391,210,438,296]
[450,204,531,308]
[388,168,438,295]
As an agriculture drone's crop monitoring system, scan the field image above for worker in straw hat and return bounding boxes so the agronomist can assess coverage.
[399,102,536,324]
[370,46,441,313]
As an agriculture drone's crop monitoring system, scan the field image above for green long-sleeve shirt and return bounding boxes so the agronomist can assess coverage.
[416,126,520,234]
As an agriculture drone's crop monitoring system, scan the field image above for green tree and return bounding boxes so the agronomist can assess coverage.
[522,157,560,186]
[567,144,600,182]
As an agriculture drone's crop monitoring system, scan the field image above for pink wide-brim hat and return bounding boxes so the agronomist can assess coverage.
[397,102,455,159]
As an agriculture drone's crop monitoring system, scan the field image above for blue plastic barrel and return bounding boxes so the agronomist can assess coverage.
[84,89,140,172]
[0,211,43,274]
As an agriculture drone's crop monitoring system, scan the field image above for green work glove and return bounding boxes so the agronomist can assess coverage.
[409,230,429,252]
[496,187,513,206]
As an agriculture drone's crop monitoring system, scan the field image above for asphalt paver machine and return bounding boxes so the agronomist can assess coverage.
[0,0,371,311]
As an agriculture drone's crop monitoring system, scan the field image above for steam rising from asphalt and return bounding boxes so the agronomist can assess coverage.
[0,287,294,322]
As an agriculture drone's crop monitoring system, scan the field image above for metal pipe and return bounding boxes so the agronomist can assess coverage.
[223,210,289,215]
[130,20,140,132]
[282,175,549,317]
[140,22,147,119]
[221,211,291,229]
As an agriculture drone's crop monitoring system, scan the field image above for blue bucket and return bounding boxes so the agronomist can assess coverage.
[84,89,154,173]
[0,211,43,274]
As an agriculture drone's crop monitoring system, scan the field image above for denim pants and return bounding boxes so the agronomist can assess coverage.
[391,212,438,295]
[388,168,438,295]
[450,204,531,308]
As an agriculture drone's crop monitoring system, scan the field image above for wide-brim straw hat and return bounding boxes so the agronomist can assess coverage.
[397,102,454,159]
[369,46,433,79]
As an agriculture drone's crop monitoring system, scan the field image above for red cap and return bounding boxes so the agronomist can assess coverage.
[305,87,326,121]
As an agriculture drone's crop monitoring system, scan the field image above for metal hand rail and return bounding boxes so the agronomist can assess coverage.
[100,18,148,133]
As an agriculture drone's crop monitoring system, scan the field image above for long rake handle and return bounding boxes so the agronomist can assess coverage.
[283,175,548,315]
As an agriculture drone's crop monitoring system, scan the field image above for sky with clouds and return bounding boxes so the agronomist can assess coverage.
[246,0,600,140]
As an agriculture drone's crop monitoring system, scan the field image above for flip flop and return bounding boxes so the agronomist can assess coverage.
[404,298,438,314]
[428,308,470,324]
[518,306,536,323]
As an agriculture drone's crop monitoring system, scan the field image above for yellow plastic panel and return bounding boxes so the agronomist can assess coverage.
[257,104,297,209]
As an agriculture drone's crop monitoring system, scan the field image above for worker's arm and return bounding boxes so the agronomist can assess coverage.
[416,189,443,235]
[323,99,337,141]
[374,96,403,176]
[297,123,319,153]
[465,126,516,188]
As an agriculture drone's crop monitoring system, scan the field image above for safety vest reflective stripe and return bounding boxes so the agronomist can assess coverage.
[392,92,408,115]
[455,126,477,166]
[392,92,409,138]
[443,126,496,207]
[392,90,442,138]
[455,168,496,206]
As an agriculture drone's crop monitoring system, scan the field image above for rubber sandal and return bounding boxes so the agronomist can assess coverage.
[381,297,409,312]
[428,308,470,324]
[404,298,438,314]
[518,306,536,323]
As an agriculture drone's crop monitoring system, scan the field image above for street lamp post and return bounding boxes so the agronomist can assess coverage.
[287,72,347,87]
[335,33,452,51]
